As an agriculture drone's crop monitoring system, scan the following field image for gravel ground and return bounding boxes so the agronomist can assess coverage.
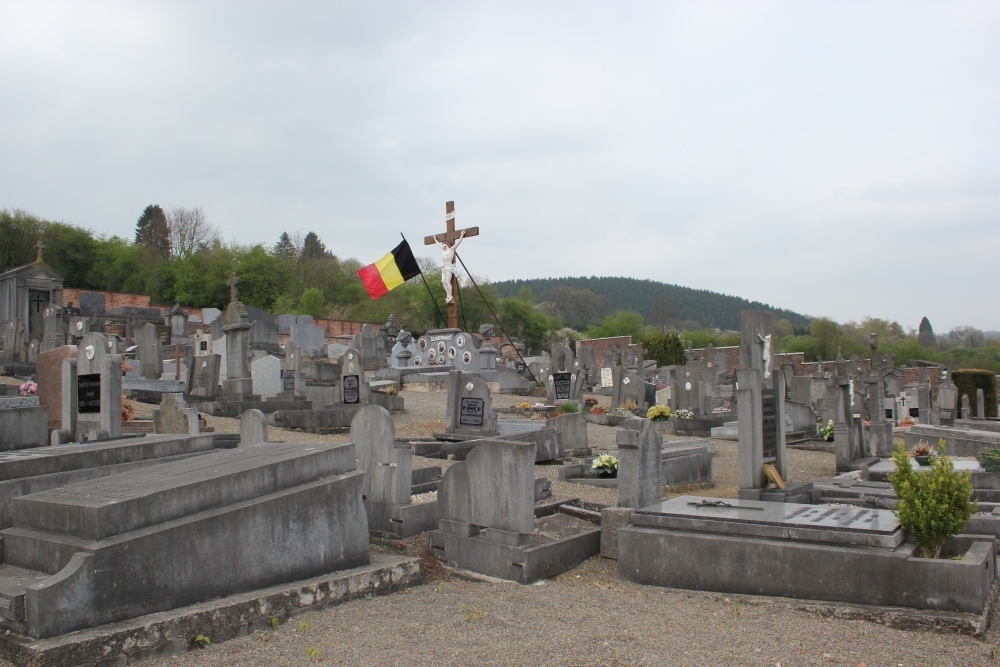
[7,382,999,665]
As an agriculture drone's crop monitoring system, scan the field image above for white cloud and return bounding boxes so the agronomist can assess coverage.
[0,0,997,330]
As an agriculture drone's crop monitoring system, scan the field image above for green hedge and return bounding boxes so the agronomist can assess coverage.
[952,369,998,419]
[643,331,686,367]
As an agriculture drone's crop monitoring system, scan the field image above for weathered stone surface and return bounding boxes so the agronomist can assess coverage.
[0,555,421,667]
[250,354,282,399]
[351,405,409,506]
[1,441,370,638]
[617,418,662,508]
[619,497,995,615]
[600,507,633,559]
[37,346,77,424]
[437,439,534,534]
[444,370,497,436]
[240,408,268,445]
[0,407,48,451]
[152,393,200,435]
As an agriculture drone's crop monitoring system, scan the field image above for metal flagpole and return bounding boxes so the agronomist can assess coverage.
[401,233,448,329]
[453,251,538,386]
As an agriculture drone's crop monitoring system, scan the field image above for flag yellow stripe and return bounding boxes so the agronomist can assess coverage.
[375,252,405,290]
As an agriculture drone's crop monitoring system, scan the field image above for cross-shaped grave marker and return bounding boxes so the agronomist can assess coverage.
[227,273,240,304]
[423,201,479,329]
[35,239,45,263]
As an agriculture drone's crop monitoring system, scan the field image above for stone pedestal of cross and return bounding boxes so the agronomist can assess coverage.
[424,201,479,330]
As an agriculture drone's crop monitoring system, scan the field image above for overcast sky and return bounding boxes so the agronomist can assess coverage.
[1,1,997,331]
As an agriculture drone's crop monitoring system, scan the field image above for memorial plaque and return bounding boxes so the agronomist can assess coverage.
[78,373,102,414]
[283,369,295,391]
[460,397,485,427]
[343,374,360,404]
[156,325,171,345]
[515,361,526,375]
[553,372,572,400]
[632,495,903,549]
[761,389,777,459]
[600,367,614,388]
[199,341,208,352]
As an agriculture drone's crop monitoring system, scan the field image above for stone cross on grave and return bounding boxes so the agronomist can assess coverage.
[35,239,45,263]
[424,201,479,330]
[227,273,240,304]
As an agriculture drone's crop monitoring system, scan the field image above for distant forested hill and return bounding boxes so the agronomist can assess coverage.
[492,276,811,331]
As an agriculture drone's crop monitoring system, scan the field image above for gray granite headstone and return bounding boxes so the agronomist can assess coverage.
[139,322,163,380]
[250,355,283,399]
[78,291,107,316]
[187,354,220,399]
[351,405,410,506]
[445,369,497,436]
[240,408,268,445]
[437,438,535,534]
[291,322,325,355]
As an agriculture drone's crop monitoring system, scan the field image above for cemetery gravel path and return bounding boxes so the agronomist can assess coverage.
[142,554,998,667]
[17,383,995,665]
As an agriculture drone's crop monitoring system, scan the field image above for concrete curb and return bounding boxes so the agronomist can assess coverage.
[0,554,423,667]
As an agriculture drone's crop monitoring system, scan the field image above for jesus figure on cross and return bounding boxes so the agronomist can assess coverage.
[438,231,465,304]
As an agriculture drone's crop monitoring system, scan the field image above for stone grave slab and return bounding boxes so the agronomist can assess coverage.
[631,495,903,548]
[0,441,369,639]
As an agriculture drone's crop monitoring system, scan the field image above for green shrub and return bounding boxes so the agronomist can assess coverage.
[977,448,1000,472]
[557,402,578,414]
[642,331,686,366]
[889,443,976,558]
[952,369,998,419]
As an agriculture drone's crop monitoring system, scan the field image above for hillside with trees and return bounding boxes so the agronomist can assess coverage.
[493,276,811,331]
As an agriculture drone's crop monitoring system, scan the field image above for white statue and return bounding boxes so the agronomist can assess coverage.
[438,231,465,304]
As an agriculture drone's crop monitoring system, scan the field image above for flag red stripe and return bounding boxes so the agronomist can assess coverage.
[357,263,389,299]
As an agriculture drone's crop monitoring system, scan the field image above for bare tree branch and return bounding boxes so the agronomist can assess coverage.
[167,206,220,258]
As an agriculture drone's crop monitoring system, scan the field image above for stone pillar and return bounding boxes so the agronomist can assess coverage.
[962,395,971,421]
[222,303,253,397]
[977,389,986,420]
[617,418,662,509]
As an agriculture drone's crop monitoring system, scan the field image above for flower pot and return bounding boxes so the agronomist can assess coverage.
[597,470,617,479]
[915,455,932,467]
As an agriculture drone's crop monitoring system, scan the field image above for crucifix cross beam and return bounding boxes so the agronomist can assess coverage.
[423,201,479,246]
[35,240,44,263]
[423,201,479,330]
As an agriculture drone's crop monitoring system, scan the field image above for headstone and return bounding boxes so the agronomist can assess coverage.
[152,393,200,435]
[444,370,497,436]
[354,323,378,363]
[291,321,325,356]
[277,314,296,335]
[240,408,268,445]
[937,365,959,425]
[168,304,189,340]
[962,395,972,421]
[201,307,221,326]
[187,354,220,399]
[40,305,67,353]
[617,417,663,508]
[78,291,107,316]
[250,355,283,399]
[139,322,163,380]
[352,405,410,506]
[340,347,369,405]
[437,439,535,536]
[37,344,78,426]
[192,331,213,356]
[977,389,986,420]
[65,332,122,441]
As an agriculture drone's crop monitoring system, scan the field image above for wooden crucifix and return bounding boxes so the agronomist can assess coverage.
[423,201,478,330]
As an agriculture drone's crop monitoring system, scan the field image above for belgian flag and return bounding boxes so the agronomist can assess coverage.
[357,240,421,299]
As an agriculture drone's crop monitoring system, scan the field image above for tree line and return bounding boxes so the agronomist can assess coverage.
[2,207,995,371]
